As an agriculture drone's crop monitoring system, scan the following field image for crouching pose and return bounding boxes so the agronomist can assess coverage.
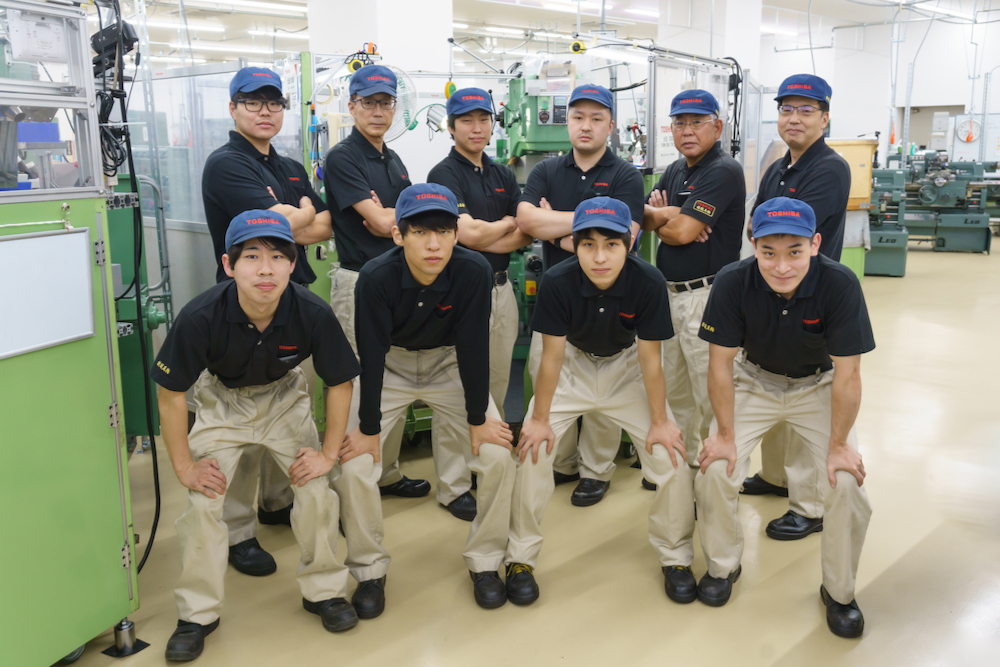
[152,210,361,662]
[504,197,695,605]
[695,197,874,637]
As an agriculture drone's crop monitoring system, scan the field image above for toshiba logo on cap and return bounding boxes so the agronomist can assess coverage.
[368,75,391,82]
[766,210,801,217]
[787,84,812,90]
[583,89,599,93]
[251,73,274,78]
[416,193,447,201]
[679,98,704,103]
[585,208,616,215]
[246,217,281,224]
[462,95,485,100]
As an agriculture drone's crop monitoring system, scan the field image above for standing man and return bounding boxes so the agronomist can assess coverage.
[643,90,746,472]
[694,197,873,638]
[741,74,852,543]
[323,65,428,500]
[202,66,333,578]
[153,211,362,661]
[338,183,516,611]
[505,197,694,606]
[517,83,645,507]
[427,88,532,521]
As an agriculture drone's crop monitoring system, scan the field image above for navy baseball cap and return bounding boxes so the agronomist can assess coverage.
[775,74,832,105]
[447,87,493,116]
[752,197,816,239]
[670,89,720,117]
[225,209,294,250]
[569,83,614,112]
[572,196,632,235]
[229,67,282,99]
[395,183,459,222]
[350,65,397,98]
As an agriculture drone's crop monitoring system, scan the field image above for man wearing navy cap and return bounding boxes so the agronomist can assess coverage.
[517,83,646,507]
[426,88,532,522]
[152,210,363,660]
[202,66,334,578]
[694,197,873,637]
[335,183,516,611]
[741,74,853,543]
[504,196,692,605]
[323,65,429,501]
[642,89,746,473]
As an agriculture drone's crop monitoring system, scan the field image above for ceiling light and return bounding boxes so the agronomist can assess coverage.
[533,31,574,40]
[182,0,309,15]
[625,8,659,18]
[589,45,651,65]
[452,22,469,29]
[248,29,310,40]
[87,16,226,32]
[543,3,614,15]
[148,55,209,64]
[167,41,294,54]
[911,1,973,21]
[546,0,611,7]
[485,26,526,34]
[480,49,531,57]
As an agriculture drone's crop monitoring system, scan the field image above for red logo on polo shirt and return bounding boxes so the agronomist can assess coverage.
[786,84,812,90]
[495,188,505,193]
[619,312,635,319]
[435,304,453,314]
[802,319,820,325]
[289,176,301,181]
[789,187,796,193]
[416,193,447,201]
[766,210,800,217]
[594,182,609,187]
[278,345,298,351]
[246,217,281,225]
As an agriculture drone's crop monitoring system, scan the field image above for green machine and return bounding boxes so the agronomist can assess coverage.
[0,2,143,664]
[866,168,910,277]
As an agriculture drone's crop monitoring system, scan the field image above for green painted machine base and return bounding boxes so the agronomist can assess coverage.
[840,247,865,282]
[866,226,909,277]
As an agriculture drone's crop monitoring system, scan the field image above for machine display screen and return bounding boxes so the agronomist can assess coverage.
[553,96,567,124]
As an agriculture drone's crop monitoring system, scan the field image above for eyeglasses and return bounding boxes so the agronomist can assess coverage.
[238,99,287,113]
[352,97,397,110]
[778,104,822,117]
[670,118,715,131]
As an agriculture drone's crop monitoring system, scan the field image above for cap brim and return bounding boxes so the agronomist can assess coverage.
[572,218,631,235]
[451,102,494,116]
[669,106,718,117]
[775,92,826,103]
[751,223,815,238]
[570,95,613,111]
[353,83,397,99]
[235,80,282,95]
[396,200,458,222]
[227,227,295,249]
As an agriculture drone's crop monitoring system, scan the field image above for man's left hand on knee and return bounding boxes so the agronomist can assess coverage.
[289,448,338,486]
[646,419,685,469]
[827,441,865,488]
[470,417,513,456]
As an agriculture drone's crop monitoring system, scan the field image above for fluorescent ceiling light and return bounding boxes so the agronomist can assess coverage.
[543,3,614,15]
[545,0,613,9]
[533,31,574,40]
[480,49,531,57]
[248,29,310,40]
[911,1,973,21]
[148,55,209,64]
[183,0,309,15]
[167,41,294,54]
[590,45,651,65]
[625,8,659,18]
[87,16,226,32]
[452,22,469,29]
[485,26,526,34]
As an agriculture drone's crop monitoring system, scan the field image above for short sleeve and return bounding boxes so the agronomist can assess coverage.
[310,305,361,387]
[520,161,550,206]
[822,275,876,357]
[697,267,745,347]
[529,274,571,337]
[634,272,674,341]
[646,169,672,204]
[503,167,522,217]
[427,163,468,211]
[680,164,742,227]
[793,159,851,233]
[610,166,645,223]
[324,146,374,212]
[296,162,328,213]
[149,312,210,392]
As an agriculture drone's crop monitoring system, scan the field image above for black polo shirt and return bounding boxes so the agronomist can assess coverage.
[150,281,359,392]
[650,142,746,282]
[427,148,521,273]
[698,254,875,378]
[752,137,851,261]
[203,131,325,285]
[531,255,674,357]
[520,147,645,268]
[354,246,492,436]
[324,127,412,270]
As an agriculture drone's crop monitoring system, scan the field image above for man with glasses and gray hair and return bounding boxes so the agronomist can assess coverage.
[641,90,745,509]
[740,73,853,544]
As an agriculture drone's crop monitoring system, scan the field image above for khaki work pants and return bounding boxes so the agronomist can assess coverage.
[661,285,713,467]
[176,368,349,625]
[757,424,826,518]
[335,346,516,574]
[694,358,872,604]
[528,331,622,481]
[431,280,520,504]
[507,342,696,569]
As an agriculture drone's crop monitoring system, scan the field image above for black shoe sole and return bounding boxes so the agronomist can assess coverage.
[820,586,864,638]
[378,480,431,498]
[474,591,508,609]
[641,478,657,491]
[666,588,697,604]
[303,599,359,632]
[507,589,539,606]
[697,567,741,607]
[165,620,219,661]
[739,482,789,497]
[352,599,385,620]
[571,482,610,507]
[448,508,477,521]
[766,521,823,541]
[228,558,276,577]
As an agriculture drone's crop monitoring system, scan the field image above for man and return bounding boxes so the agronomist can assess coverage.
[517,83,645,507]
[426,87,532,521]
[505,197,694,606]
[336,183,516,611]
[152,211,362,661]
[202,66,333,578]
[643,89,746,474]
[741,74,853,543]
[323,65,427,500]
[695,197,873,638]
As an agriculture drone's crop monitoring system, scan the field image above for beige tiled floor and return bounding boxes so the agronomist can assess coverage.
[71,247,1000,667]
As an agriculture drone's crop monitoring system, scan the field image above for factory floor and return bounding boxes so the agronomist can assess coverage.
[71,246,1000,667]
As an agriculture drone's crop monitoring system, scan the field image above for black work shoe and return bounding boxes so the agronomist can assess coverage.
[302,597,359,633]
[470,571,507,609]
[697,565,741,607]
[228,538,276,577]
[378,476,431,498]
[471,474,478,490]
[663,566,697,604]
[641,477,657,491]
[766,510,824,541]
[571,479,610,507]
[553,471,581,486]
[257,502,292,526]
[444,491,477,521]
[740,473,789,497]
[505,563,539,606]
[821,585,865,638]
[351,576,386,619]
[165,619,219,661]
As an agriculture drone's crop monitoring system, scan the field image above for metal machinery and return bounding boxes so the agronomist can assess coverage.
[0,1,147,664]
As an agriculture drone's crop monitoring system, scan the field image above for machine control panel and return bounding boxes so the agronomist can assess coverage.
[537,96,568,125]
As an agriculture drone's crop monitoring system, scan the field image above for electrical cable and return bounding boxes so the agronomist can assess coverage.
[807,0,817,75]
[724,57,743,158]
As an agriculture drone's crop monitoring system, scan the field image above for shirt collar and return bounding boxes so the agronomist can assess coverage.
[224,280,294,327]
[563,145,616,171]
[350,126,389,160]
[398,251,452,292]
[783,136,828,172]
[447,147,494,170]
[580,259,629,298]
[228,130,279,161]
[752,255,820,300]
[687,141,724,172]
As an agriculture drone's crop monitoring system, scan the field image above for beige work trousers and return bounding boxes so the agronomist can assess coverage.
[336,346,516,574]
[694,358,872,604]
[757,423,826,518]
[175,368,349,625]
[507,342,696,569]
[528,331,622,481]
[329,263,407,487]
[661,285,713,467]
[430,280,520,504]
